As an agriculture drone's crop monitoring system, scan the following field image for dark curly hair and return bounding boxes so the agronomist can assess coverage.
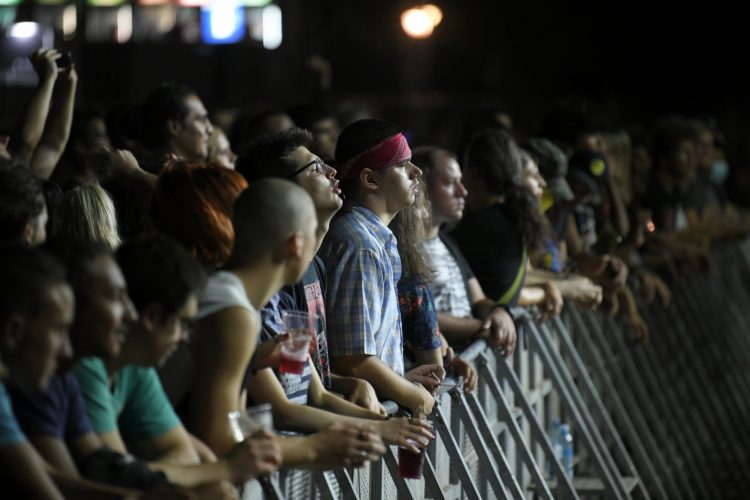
[116,233,205,320]
[464,129,548,252]
[236,127,314,182]
[0,161,45,244]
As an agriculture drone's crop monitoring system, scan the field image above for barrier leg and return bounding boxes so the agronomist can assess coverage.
[524,320,630,499]
[555,310,662,500]
[451,386,521,500]
[479,352,577,500]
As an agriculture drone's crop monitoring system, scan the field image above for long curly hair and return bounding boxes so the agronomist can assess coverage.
[464,129,548,252]
[389,182,434,282]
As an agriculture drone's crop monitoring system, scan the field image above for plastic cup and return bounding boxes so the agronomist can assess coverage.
[279,310,316,374]
[398,441,424,479]
[227,404,274,442]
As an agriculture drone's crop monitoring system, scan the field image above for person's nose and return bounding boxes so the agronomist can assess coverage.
[324,163,337,178]
[123,295,139,324]
[58,334,73,362]
[410,163,422,179]
[456,180,468,197]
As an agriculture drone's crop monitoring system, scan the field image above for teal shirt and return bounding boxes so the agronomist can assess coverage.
[0,381,25,446]
[74,358,180,443]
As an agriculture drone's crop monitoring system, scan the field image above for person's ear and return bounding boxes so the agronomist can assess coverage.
[274,230,305,264]
[167,118,182,138]
[140,303,163,332]
[0,314,26,352]
[288,230,304,260]
[360,168,378,193]
[22,218,35,246]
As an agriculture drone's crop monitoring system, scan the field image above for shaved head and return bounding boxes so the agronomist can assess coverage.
[229,178,317,267]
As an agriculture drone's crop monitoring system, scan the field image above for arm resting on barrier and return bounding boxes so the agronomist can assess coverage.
[333,354,435,416]
[248,362,432,452]
[248,363,384,434]
[329,374,385,415]
[278,423,385,470]
[436,313,487,344]
[471,299,517,354]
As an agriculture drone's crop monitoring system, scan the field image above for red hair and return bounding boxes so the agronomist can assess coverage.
[151,161,248,267]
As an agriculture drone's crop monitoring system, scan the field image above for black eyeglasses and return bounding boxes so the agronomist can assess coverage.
[288,158,325,178]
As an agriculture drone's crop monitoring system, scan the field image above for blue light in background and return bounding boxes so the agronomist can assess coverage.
[201,0,244,44]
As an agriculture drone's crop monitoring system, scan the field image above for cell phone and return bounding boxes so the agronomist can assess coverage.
[57,51,72,69]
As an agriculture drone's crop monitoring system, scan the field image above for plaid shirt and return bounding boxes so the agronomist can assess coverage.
[319,205,405,376]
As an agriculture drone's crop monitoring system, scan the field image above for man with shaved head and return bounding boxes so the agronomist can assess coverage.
[188,177,385,469]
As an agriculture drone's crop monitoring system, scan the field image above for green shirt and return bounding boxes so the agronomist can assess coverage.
[74,357,180,443]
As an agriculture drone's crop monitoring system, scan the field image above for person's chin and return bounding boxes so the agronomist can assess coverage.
[36,374,52,391]
[107,339,122,358]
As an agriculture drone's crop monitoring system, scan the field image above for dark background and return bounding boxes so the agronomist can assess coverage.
[3,0,750,164]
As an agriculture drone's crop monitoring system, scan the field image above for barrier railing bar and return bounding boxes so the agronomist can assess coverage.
[369,447,385,500]
[684,272,750,487]
[610,330,697,499]
[259,475,285,500]
[431,404,483,500]
[677,286,746,446]
[636,305,711,499]
[449,388,515,500]
[329,468,358,500]
[422,452,448,500]
[681,281,750,448]
[382,447,416,500]
[312,471,340,500]
[522,318,628,500]
[580,311,682,499]
[462,389,525,500]
[678,281,750,485]
[651,298,724,495]
[477,352,568,500]
[551,312,655,500]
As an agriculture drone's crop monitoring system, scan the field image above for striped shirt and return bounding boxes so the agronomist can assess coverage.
[319,205,405,376]
[260,293,312,405]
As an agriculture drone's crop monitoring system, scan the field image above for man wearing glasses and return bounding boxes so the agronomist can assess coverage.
[237,128,385,413]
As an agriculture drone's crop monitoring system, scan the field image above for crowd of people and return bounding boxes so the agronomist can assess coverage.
[1,47,748,499]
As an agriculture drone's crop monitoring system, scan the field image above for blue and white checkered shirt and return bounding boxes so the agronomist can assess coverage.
[319,205,405,376]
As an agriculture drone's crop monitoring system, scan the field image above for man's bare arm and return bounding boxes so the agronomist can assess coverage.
[333,354,434,416]
[0,440,64,499]
[29,65,78,178]
[7,49,59,166]
[190,307,258,456]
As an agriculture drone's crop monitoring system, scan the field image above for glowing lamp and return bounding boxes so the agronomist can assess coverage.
[400,8,433,39]
[421,4,443,27]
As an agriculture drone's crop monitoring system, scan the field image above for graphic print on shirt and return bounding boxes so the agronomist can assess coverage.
[304,280,331,387]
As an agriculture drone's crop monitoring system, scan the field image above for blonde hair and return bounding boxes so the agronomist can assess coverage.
[52,184,121,249]
[390,182,434,282]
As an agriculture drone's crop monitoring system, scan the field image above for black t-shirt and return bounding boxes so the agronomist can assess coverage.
[282,256,331,389]
[450,204,526,307]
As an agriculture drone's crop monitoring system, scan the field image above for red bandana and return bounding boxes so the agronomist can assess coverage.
[338,133,412,181]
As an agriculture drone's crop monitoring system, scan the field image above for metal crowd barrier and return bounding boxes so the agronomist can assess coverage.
[242,238,750,499]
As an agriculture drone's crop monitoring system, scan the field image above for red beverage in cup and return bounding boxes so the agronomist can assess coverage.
[279,313,316,375]
[278,353,307,374]
[398,446,424,479]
